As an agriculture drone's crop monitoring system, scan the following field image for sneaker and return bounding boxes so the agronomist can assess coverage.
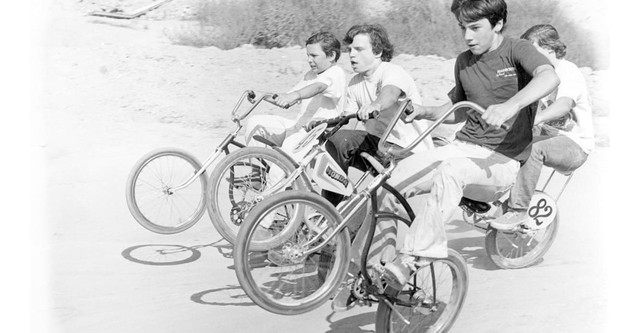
[382,254,430,291]
[491,210,529,231]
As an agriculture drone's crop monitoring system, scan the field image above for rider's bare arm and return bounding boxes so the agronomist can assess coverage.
[534,97,574,125]
[482,64,559,128]
[357,85,403,120]
[275,81,329,108]
[406,100,467,123]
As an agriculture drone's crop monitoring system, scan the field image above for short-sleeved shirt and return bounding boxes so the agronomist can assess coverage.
[448,37,552,161]
[344,62,433,151]
[538,59,595,154]
[290,65,346,125]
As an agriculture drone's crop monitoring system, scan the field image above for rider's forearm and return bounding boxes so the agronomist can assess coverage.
[534,97,574,125]
[415,100,465,123]
[295,82,329,101]
[371,85,403,111]
[506,65,559,115]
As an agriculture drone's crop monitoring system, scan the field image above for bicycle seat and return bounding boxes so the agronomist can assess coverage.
[252,135,278,147]
[458,197,491,214]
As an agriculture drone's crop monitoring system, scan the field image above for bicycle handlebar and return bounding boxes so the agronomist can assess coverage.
[377,100,509,158]
[231,90,295,121]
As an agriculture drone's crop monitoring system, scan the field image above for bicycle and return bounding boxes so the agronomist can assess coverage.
[125,90,291,234]
[206,112,374,247]
[233,100,470,332]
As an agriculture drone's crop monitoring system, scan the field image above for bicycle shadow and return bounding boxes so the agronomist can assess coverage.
[190,285,255,307]
[324,311,376,333]
[121,238,233,266]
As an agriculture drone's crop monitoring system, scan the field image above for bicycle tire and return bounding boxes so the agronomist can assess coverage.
[206,146,309,245]
[485,212,559,269]
[375,249,468,333]
[234,190,350,315]
[125,148,207,234]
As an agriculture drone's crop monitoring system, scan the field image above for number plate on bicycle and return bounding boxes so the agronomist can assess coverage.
[524,192,557,230]
[291,123,327,154]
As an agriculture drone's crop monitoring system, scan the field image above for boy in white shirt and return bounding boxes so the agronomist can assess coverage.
[244,32,346,148]
[323,24,434,205]
[492,24,594,230]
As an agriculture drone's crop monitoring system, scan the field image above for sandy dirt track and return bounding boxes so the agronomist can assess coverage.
[25,1,629,332]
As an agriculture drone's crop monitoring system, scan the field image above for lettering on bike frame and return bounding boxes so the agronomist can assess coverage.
[312,152,353,196]
[523,192,557,230]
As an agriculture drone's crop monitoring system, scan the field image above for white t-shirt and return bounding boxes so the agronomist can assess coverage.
[539,59,595,154]
[344,62,433,151]
[289,65,346,126]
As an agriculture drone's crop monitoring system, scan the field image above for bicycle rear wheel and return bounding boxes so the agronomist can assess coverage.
[234,190,350,315]
[375,249,468,333]
[207,147,308,245]
[125,148,207,234]
[485,213,559,269]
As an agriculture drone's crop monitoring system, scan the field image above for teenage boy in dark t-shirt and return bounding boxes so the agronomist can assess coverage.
[370,0,560,291]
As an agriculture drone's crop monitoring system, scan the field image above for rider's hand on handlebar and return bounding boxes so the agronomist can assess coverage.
[274,92,300,109]
[404,104,429,122]
[357,103,381,120]
[482,102,517,129]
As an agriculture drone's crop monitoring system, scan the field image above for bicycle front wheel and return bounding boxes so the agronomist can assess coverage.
[376,249,468,333]
[125,148,207,234]
[207,146,308,245]
[234,190,350,315]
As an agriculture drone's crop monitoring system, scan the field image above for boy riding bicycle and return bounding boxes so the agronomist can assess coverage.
[375,0,560,290]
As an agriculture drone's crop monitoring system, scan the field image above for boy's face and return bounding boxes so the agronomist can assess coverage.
[459,18,503,55]
[306,43,334,74]
[348,34,380,75]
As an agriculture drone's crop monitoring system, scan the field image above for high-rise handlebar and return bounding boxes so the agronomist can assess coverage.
[231,90,295,121]
[377,100,507,158]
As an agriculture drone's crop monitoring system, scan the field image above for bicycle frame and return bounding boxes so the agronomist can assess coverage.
[170,90,284,192]
[251,114,371,199]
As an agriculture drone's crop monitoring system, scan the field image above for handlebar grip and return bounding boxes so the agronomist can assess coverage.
[270,94,295,109]
[356,110,379,121]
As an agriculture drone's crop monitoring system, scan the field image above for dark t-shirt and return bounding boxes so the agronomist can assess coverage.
[448,37,552,162]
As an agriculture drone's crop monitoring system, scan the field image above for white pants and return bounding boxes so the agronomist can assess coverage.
[376,140,520,259]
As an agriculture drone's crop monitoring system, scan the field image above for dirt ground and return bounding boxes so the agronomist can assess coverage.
[21,0,631,332]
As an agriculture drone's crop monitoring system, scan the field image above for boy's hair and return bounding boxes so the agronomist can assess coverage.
[343,24,394,62]
[306,32,341,62]
[520,24,567,59]
[450,0,508,31]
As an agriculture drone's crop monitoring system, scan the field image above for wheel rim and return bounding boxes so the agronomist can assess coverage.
[131,153,205,231]
[386,257,466,332]
[491,218,558,266]
[211,153,300,242]
[239,197,347,313]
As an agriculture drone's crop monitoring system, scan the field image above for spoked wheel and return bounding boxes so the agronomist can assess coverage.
[234,190,350,315]
[376,249,468,333]
[485,213,559,269]
[126,148,207,234]
[207,147,309,245]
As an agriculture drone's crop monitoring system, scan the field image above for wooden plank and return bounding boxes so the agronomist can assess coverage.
[88,0,174,19]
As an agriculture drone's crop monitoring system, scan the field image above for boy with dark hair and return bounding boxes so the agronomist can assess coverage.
[322,23,434,205]
[375,0,561,290]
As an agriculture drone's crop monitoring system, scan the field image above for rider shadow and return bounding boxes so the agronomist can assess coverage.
[190,285,256,307]
[325,311,376,333]
[121,238,232,266]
